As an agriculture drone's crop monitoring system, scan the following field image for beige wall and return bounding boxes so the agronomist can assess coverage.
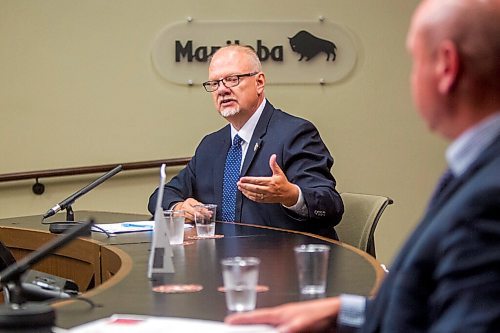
[0,0,448,264]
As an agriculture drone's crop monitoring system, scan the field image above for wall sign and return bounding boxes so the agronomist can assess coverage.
[151,19,358,85]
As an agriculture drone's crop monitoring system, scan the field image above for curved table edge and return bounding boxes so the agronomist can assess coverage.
[218,221,386,296]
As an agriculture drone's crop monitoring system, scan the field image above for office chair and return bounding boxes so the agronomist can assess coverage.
[336,192,393,258]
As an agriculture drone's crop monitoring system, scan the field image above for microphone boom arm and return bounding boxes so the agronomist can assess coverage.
[42,165,122,219]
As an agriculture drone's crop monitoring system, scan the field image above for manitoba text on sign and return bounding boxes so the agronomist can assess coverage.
[151,20,358,85]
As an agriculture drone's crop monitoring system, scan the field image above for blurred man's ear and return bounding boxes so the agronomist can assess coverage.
[436,40,460,94]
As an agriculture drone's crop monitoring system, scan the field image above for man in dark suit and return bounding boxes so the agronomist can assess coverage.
[226,0,500,331]
[148,45,343,238]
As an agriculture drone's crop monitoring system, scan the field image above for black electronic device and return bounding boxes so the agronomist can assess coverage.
[0,241,78,303]
[41,164,122,234]
[20,270,78,301]
[0,220,93,331]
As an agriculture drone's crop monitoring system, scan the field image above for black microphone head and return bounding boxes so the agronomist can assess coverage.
[41,211,54,220]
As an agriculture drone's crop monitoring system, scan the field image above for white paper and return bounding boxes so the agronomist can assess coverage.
[92,221,154,234]
[63,314,278,333]
[92,221,192,235]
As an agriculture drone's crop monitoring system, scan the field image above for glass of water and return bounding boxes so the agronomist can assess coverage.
[294,244,330,295]
[163,210,185,245]
[194,204,217,237]
[221,257,260,312]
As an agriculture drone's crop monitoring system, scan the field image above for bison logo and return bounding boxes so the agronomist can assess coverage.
[289,30,337,61]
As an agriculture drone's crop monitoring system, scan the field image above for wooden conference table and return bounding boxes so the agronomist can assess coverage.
[0,211,385,329]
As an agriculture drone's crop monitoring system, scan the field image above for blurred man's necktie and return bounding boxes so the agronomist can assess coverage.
[428,168,455,209]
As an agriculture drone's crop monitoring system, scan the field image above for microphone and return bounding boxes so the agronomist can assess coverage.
[41,165,122,234]
[42,165,123,220]
[0,220,93,331]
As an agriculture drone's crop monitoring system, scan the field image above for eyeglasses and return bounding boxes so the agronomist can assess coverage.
[202,72,258,92]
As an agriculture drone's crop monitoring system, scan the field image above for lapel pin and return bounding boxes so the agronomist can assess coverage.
[254,142,260,152]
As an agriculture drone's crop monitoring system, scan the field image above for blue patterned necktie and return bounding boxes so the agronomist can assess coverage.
[222,135,243,222]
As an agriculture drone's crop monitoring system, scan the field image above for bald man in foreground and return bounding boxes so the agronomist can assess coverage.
[226,0,500,332]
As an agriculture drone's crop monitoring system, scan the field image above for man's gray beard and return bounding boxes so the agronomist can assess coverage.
[220,108,240,118]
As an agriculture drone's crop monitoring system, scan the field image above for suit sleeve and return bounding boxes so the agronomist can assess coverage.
[147,156,196,214]
[282,120,343,225]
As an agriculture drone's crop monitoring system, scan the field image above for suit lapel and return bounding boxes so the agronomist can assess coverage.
[427,132,500,219]
[213,126,231,212]
[423,173,463,219]
[240,102,274,176]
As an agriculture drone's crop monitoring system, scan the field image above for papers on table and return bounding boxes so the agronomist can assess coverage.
[92,221,154,234]
[92,221,192,235]
[58,314,278,332]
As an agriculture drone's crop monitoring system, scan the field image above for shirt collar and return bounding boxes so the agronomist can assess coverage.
[446,112,500,177]
[230,99,267,144]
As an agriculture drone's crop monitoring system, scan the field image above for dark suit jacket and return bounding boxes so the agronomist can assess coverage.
[361,133,500,332]
[148,101,343,238]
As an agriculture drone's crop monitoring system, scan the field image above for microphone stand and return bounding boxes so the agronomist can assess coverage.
[66,206,75,223]
[47,204,85,235]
